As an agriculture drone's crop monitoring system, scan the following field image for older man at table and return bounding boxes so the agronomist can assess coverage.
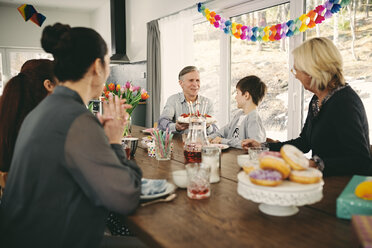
[158,66,217,134]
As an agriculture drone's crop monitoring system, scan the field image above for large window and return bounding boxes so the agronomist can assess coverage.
[0,53,3,95]
[9,50,52,77]
[305,0,372,140]
[192,0,371,142]
[230,3,290,141]
[193,21,221,125]
[0,48,52,95]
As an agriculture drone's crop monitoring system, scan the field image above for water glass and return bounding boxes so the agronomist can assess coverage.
[186,163,210,199]
[202,146,221,183]
[248,147,269,161]
[155,141,171,160]
[121,137,139,160]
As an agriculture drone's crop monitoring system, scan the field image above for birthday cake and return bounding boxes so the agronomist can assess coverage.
[177,113,216,124]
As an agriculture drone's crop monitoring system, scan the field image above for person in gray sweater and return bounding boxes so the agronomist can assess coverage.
[210,75,267,148]
[0,23,142,248]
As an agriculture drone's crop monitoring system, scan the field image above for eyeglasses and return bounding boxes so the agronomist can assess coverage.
[290,68,297,76]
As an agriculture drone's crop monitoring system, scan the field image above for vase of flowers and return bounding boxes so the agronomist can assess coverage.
[103,81,150,136]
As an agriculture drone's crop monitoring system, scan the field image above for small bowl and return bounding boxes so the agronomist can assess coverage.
[172,170,188,188]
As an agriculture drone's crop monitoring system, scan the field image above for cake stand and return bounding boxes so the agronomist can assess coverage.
[237,171,324,217]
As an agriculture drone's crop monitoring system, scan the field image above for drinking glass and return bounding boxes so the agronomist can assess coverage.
[121,137,139,160]
[248,147,269,161]
[155,140,171,161]
[186,163,210,199]
[202,146,220,183]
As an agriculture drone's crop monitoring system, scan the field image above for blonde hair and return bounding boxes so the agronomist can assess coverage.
[292,37,345,91]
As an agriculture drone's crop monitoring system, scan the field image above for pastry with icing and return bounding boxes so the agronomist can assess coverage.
[289,168,323,184]
[259,151,291,179]
[280,144,309,171]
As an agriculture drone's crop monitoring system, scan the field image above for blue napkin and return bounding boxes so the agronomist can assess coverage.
[141,179,168,196]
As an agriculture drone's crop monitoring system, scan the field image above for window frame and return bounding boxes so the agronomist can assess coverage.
[192,0,305,139]
[0,47,50,87]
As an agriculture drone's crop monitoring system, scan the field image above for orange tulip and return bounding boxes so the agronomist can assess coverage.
[141,93,149,100]
[108,83,115,91]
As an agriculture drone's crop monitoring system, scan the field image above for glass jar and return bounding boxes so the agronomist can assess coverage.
[202,146,221,183]
[183,116,209,164]
[186,163,211,199]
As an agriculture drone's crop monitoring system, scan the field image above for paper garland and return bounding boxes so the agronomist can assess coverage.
[17,4,46,27]
[197,0,351,42]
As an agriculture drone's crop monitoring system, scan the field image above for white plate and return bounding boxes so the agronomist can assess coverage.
[141,128,154,134]
[210,143,229,150]
[177,117,216,124]
[140,182,176,200]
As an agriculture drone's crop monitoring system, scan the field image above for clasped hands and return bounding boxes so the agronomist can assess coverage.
[97,95,132,144]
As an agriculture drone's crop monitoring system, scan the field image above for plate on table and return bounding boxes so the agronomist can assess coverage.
[141,128,155,134]
[210,143,229,150]
[140,182,176,200]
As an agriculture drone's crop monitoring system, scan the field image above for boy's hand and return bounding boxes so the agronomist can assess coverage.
[211,137,222,144]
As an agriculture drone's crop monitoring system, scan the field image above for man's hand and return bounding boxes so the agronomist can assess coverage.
[176,121,189,131]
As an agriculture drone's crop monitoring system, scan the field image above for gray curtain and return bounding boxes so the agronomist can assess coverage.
[146,20,161,128]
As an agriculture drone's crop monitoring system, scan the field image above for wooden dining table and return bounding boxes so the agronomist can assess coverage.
[125,125,353,248]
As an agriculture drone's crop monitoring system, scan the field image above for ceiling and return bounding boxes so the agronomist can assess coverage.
[0,0,108,11]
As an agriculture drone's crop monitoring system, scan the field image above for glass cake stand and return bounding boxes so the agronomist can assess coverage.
[237,171,324,216]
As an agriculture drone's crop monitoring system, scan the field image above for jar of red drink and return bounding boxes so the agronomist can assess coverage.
[183,115,209,164]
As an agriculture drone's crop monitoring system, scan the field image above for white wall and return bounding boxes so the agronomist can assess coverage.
[126,0,198,62]
[0,0,200,61]
[91,1,111,53]
[0,4,92,48]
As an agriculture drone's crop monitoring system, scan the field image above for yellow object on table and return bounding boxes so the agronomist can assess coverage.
[355,181,372,200]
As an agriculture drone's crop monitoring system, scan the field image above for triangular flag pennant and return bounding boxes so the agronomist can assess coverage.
[17,4,36,21]
[30,12,46,27]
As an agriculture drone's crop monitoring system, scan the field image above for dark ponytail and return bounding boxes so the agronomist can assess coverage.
[41,22,108,82]
[0,59,55,172]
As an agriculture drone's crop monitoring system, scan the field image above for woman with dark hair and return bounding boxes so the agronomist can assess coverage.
[0,23,142,248]
[0,59,56,192]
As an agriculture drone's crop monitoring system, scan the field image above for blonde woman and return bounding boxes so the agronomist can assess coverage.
[242,37,372,176]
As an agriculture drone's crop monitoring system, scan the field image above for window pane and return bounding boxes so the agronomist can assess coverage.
[193,21,220,122]
[231,3,290,141]
[305,0,372,140]
[0,53,3,95]
[9,51,52,76]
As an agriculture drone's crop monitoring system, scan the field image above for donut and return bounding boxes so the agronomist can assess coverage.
[259,151,290,179]
[280,144,309,170]
[249,169,282,187]
[242,160,260,174]
[289,168,323,184]
[355,181,372,200]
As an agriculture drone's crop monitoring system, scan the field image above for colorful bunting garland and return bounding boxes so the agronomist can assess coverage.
[197,0,351,42]
[17,4,46,27]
